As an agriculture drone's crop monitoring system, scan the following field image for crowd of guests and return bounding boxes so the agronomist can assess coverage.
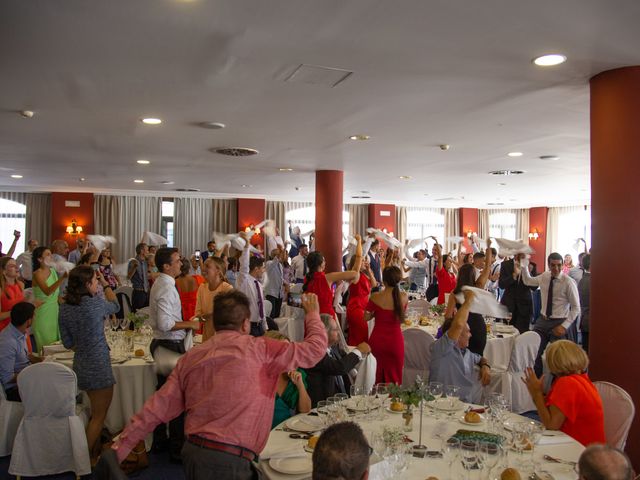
[0,226,625,478]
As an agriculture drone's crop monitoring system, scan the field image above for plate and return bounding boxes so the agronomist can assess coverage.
[386,406,405,414]
[433,399,463,411]
[54,352,74,360]
[344,399,369,412]
[269,455,313,475]
[494,324,516,333]
[110,355,128,364]
[459,414,486,426]
[285,416,322,433]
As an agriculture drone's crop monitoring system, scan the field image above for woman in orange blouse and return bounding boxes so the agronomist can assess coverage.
[0,257,25,331]
[175,258,205,325]
[196,257,234,341]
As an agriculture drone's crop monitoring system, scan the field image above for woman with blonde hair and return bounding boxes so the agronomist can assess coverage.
[0,257,25,332]
[522,340,605,445]
[196,256,233,341]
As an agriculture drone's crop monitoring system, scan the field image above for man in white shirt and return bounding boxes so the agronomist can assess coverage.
[148,247,200,461]
[236,233,268,336]
[264,245,287,321]
[521,252,580,376]
[402,244,428,291]
[291,244,309,284]
[16,239,38,288]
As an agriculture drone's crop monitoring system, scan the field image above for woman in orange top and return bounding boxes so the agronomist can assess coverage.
[523,340,605,446]
[175,257,205,325]
[196,257,234,341]
[0,257,25,331]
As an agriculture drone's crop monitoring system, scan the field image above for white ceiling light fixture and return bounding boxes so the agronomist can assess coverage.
[10,174,23,179]
[198,122,226,130]
[141,117,162,125]
[20,110,34,118]
[134,179,144,183]
[160,180,175,185]
[539,155,559,161]
[279,168,294,172]
[399,175,411,180]
[79,177,86,182]
[349,134,370,141]
[136,159,150,165]
[507,151,523,157]
[533,54,567,66]
[241,184,252,188]
[489,170,525,176]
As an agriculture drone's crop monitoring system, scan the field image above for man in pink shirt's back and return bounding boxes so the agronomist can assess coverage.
[112,290,327,480]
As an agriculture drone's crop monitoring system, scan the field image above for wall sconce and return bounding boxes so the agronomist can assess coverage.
[244,224,261,235]
[528,228,540,240]
[466,230,477,238]
[66,219,83,236]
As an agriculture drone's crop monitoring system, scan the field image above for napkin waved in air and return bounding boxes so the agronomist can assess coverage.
[455,286,509,318]
[366,228,402,249]
[140,231,168,246]
[494,238,535,256]
[87,234,116,252]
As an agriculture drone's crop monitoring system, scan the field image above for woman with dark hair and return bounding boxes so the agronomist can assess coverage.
[345,238,376,345]
[59,265,120,463]
[444,242,494,355]
[364,266,407,384]
[31,246,67,351]
[175,256,205,326]
[434,243,456,305]
[0,257,25,332]
[302,237,361,317]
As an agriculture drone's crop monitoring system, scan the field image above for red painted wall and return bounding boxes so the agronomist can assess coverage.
[528,207,548,271]
[50,192,94,250]
[237,198,265,246]
[459,208,479,252]
[368,204,396,233]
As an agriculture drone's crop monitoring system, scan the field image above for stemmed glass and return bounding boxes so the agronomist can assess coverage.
[429,381,444,419]
[110,316,120,331]
[461,440,479,480]
[120,315,131,331]
[478,441,503,480]
[442,437,460,479]
[444,385,460,418]
[513,422,534,472]
[316,401,329,428]
[374,383,390,420]
[350,385,365,413]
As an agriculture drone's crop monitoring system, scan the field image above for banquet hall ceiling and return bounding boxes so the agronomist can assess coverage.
[1,0,639,207]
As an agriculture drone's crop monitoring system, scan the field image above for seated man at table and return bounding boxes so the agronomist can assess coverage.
[306,314,370,407]
[312,421,370,480]
[111,291,327,480]
[0,302,42,401]
[578,444,634,480]
[429,290,491,403]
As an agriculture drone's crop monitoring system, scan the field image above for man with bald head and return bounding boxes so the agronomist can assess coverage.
[578,444,634,480]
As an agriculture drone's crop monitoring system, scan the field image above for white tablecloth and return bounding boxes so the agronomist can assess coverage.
[260,408,583,480]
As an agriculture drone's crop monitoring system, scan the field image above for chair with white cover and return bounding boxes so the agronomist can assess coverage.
[0,386,24,457]
[402,328,435,387]
[594,381,635,449]
[485,331,540,413]
[114,285,133,319]
[9,362,91,477]
[408,298,430,316]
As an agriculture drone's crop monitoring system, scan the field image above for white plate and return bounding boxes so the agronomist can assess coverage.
[386,406,405,414]
[285,416,322,433]
[54,352,74,360]
[433,399,463,411]
[344,399,369,412]
[110,355,128,364]
[459,414,486,426]
[269,455,313,475]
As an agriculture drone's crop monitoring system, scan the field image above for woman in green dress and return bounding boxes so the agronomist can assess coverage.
[32,246,67,352]
[265,331,312,428]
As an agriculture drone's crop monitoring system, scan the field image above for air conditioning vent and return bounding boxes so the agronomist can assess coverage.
[210,147,259,157]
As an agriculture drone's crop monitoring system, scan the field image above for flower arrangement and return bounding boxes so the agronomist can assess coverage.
[126,311,149,330]
[430,303,446,316]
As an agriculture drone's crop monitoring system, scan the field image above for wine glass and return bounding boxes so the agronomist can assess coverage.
[316,401,329,427]
[441,437,460,479]
[460,440,479,480]
[444,385,460,418]
[370,431,386,461]
[479,441,503,480]
[350,385,365,412]
[110,315,120,331]
[120,316,131,331]
[429,381,444,419]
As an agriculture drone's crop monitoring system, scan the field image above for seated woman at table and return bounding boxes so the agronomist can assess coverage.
[264,331,312,428]
[444,244,493,356]
[196,256,234,341]
[522,340,605,446]
[364,266,408,384]
[1,257,26,332]
[434,244,456,305]
[59,265,120,463]
[303,239,361,318]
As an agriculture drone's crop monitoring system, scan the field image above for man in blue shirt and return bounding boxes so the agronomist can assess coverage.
[0,302,42,401]
[429,290,491,403]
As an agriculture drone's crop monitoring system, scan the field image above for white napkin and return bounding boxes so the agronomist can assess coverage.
[184,329,194,351]
[447,235,464,244]
[141,231,168,246]
[86,234,116,251]
[537,434,574,445]
[48,258,75,273]
[456,286,510,318]
[366,228,402,249]
[260,444,308,460]
[494,238,534,256]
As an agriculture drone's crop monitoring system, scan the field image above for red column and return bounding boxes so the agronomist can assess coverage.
[315,170,344,273]
[590,66,640,466]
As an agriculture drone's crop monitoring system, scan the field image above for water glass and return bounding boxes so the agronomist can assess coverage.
[442,437,460,478]
[429,381,444,418]
[316,401,329,427]
[444,385,460,417]
[512,422,534,470]
[461,440,479,480]
[478,441,503,479]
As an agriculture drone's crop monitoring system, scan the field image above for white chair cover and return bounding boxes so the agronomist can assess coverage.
[9,362,91,476]
[0,386,24,457]
[407,299,430,315]
[351,353,377,394]
[402,328,435,387]
[594,381,635,449]
[485,331,540,413]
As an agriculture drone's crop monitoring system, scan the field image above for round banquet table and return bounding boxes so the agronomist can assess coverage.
[260,405,583,480]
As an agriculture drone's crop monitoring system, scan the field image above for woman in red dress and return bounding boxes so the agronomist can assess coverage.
[346,257,377,345]
[303,235,362,318]
[0,257,25,331]
[365,266,408,384]
[435,243,457,305]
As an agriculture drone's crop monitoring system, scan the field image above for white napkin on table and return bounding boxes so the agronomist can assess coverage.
[260,444,308,460]
[537,434,574,445]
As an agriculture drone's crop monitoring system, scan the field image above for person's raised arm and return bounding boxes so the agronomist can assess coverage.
[363,260,377,289]
[435,243,443,271]
[238,233,251,278]
[520,257,541,287]
[6,231,20,258]
[325,270,359,285]
[349,234,363,277]
[290,371,312,414]
[33,268,68,296]
[446,290,474,342]
[522,368,566,430]
[475,239,493,288]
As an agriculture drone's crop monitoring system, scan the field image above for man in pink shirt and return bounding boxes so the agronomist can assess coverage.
[112,290,327,479]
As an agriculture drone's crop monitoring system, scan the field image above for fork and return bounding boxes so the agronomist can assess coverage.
[543,454,576,466]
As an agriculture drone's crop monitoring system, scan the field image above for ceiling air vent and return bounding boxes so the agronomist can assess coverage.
[210,147,259,157]
[351,195,371,199]
[284,64,353,88]
[489,170,525,176]
[175,188,200,192]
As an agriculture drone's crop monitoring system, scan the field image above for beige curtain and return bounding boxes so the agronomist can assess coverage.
[174,197,215,255]
[516,208,530,244]
[347,204,368,236]
[444,208,460,252]
[212,199,238,234]
[395,206,407,244]
[266,201,287,240]
[478,209,491,240]
[94,195,162,262]
[25,193,51,247]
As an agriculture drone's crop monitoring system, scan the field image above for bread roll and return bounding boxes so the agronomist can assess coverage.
[134,349,145,357]
[464,411,482,423]
[500,468,521,480]
[307,435,319,449]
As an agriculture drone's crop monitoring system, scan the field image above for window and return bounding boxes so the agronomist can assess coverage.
[556,206,591,259]
[489,211,517,240]
[0,198,26,256]
[161,200,174,247]
[285,205,350,246]
[406,208,445,251]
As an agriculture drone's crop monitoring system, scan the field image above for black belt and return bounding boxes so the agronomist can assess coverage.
[540,315,566,321]
[153,339,184,344]
[187,436,258,462]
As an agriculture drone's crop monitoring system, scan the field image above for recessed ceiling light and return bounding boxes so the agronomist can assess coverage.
[533,54,567,66]
[134,179,144,183]
[79,177,86,182]
[175,188,200,192]
[198,122,225,130]
[487,202,505,206]
[160,180,175,185]
[141,117,162,125]
[349,134,370,141]
[498,182,507,186]
[295,186,302,191]
[211,147,258,157]
[137,159,150,165]
[539,155,559,161]
[507,152,523,157]
[399,175,411,180]
[240,184,252,188]
[10,174,23,179]
[279,168,294,172]
[20,110,34,119]
[489,170,525,176]
[360,191,370,194]
[351,195,371,199]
